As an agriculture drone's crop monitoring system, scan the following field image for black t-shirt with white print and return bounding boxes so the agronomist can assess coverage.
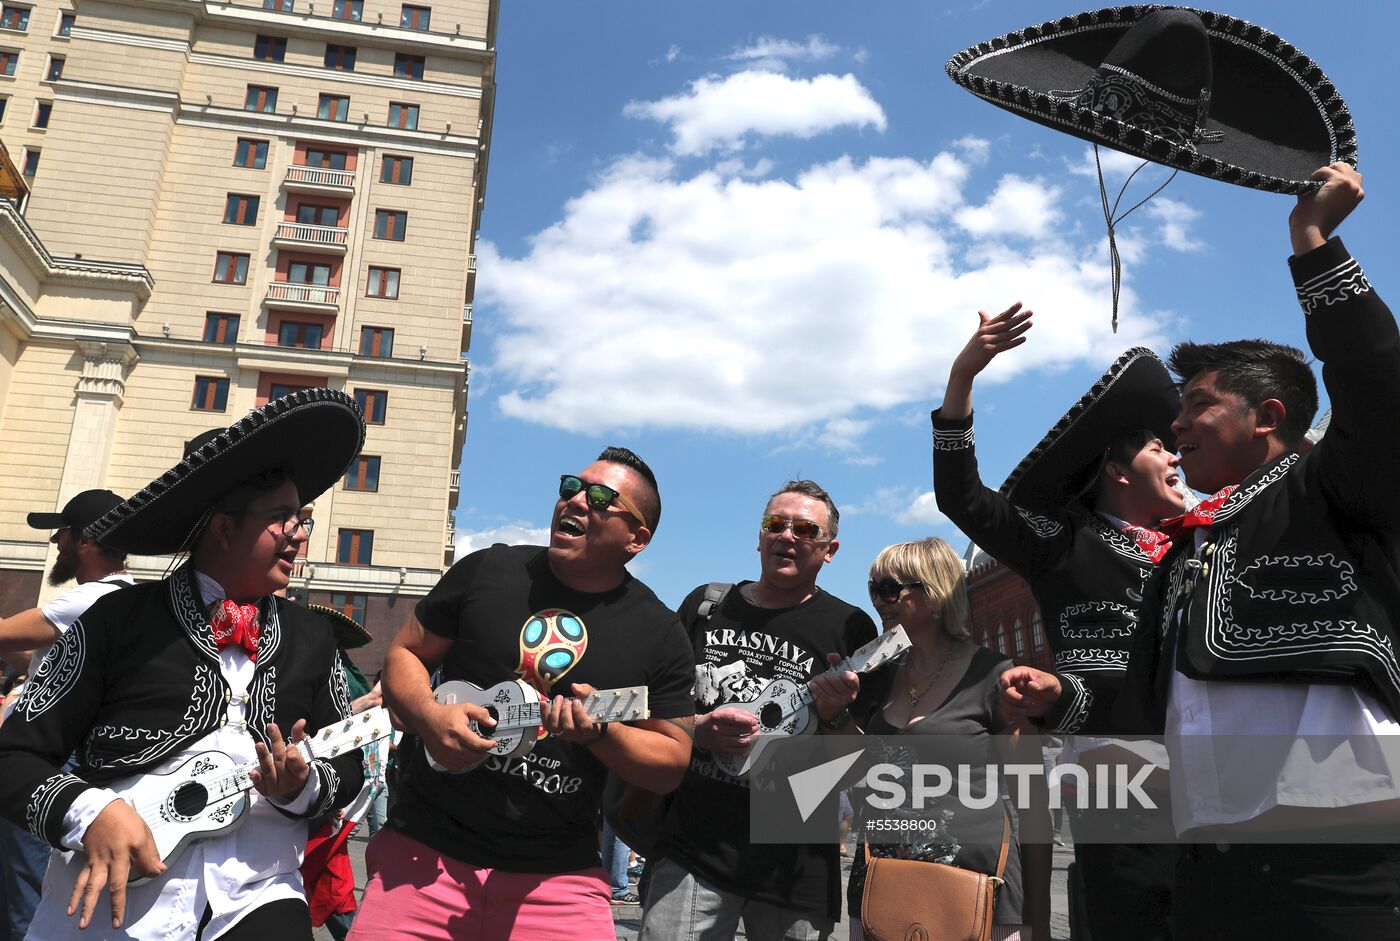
[660,581,879,920]
[390,543,695,873]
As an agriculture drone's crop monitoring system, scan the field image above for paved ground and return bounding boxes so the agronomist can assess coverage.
[318,830,1076,940]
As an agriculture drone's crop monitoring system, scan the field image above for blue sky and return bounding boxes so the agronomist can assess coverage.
[453,1,1400,616]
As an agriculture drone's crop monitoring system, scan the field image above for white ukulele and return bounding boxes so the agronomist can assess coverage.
[712,626,911,779]
[107,708,394,884]
[427,679,650,773]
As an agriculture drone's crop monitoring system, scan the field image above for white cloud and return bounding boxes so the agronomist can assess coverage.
[1147,198,1203,252]
[479,142,1171,444]
[665,44,681,63]
[901,491,947,526]
[727,35,839,66]
[453,521,550,563]
[847,487,948,527]
[954,135,991,165]
[624,70,887,156]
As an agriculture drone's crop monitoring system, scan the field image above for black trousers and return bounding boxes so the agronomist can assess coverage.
[1174,841,1400,941]
[197,898,312,941]
[1069,803,1175,941]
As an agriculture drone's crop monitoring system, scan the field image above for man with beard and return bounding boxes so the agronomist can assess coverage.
[0,489,132,941]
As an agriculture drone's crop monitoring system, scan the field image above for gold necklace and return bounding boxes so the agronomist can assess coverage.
[905,648,955,707]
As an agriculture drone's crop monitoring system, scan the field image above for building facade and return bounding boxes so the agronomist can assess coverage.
[963,543,1053,672]
[0,0,496,675]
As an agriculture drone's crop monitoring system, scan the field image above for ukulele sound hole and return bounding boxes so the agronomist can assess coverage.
[171,781,209,818]
[485,705,499,724]
[759,703,783,730]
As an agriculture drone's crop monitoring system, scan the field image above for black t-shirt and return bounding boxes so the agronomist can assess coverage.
[660,581,879,920]
[390,544,694,873]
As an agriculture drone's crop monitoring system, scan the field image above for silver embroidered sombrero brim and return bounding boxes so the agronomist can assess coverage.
[307,603,373,649]
[86,388,366,555]
[1000,347,1179,511]
[946,5,1357,194]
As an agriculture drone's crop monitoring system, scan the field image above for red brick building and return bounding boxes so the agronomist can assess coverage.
[963,543,1054,671]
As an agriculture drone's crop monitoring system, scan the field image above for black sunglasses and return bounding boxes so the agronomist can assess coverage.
[558,475,648,527]
[867,577,922,604]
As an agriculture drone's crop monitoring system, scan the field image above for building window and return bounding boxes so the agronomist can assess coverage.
[359,326,393,357]
[304,147,347,170]
[288,260,331,284]
[392,53,424,80]
[277,320,324,349]
[994,621,1007,655]
[330,592,366,624]
[1,6,29,31]
[56,11,74,36]
[245,84,277,113]
[295,203,338,226]
[0,50,19,77]
[203,312,240,344]
[400,4,429,30]
[223,193,259,225]
[44,54,62,80]
[0,97,9,122]
[373,209,406,241]
[324,43,356,70]
[331,0,361,20]
[263,0,293,9]
[21,147,39,177]
[354,387,387,423]
[192,376,230,411]
[1012,617,1025,657]
[317,93,349,122]
[234,137,268,169]
[365,266,399,299]
[269,381,313,399]
[1030,610,1045,652]
[337,529,373,565]
[213,251,250,284]
[380,154,412,185]
[32,100,50,128]
[344,455,380,491]
[387,102,418,130]
[253,34,286,62]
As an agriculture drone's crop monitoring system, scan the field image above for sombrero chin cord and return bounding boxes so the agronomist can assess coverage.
[1094,144,1179,333]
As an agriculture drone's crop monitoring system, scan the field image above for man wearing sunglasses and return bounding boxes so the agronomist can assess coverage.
[640,480,877,941]
[932,314,1184,941]
[355,446,695,941]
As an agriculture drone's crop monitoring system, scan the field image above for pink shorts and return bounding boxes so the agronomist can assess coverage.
[347,828,615,940]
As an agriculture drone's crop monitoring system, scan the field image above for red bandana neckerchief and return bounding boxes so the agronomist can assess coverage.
[210,599,261,661]
[1120,486,1237,563]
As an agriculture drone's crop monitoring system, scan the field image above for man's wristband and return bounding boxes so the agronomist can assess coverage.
[581,722,610,746]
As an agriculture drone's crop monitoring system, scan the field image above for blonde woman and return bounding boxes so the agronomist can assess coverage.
[847,537,1050,941]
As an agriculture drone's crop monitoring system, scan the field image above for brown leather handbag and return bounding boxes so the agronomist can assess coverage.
[859,812,1011,941]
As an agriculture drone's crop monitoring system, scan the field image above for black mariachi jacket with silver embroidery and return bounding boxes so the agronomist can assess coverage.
[932,410,1170,735]
[1116,238,1400,733]
[0,566,363,848]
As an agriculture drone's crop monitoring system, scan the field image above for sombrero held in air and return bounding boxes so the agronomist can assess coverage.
[87,388,366,555]
[946,6,1357,194]
[1000,347,1179,512]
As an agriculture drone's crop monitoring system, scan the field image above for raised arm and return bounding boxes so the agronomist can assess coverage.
[939,302,1033,420]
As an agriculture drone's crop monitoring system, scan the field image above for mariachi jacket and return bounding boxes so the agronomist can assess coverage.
[932,410,1168,734]
[0,565,363,848]
[1117,238,1400,733]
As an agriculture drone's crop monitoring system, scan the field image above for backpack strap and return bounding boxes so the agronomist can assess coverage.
[696,582,735,620]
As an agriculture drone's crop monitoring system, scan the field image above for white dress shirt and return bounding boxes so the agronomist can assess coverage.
[28,572,322,941]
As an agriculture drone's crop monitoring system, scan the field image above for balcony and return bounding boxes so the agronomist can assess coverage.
[445,519,456,552]
[266,281,340,312]
[466,253,477,292]
[449,469,460,491]
[461,303,473,348]
[272,222,349,255]
[282,165,355,196]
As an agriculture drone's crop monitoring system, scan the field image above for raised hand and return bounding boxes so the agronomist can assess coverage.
[1290,162,1364,255]
[695,706,760,755]
[941,303,1034,419]
[70,799,165,930]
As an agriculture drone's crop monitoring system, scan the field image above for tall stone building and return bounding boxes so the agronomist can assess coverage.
[963,542,1053,672]
[0,0,496,673]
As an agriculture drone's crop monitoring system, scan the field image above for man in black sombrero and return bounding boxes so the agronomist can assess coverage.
[0,388,368,941]
[933,322,1184,940]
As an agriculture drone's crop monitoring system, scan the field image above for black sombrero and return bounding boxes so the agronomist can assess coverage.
[1000,347,1178,511]
[946,6,1357,195]
[307,603,373,649]
[87,388,365,555]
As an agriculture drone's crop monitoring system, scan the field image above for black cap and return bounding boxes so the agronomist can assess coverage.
[27,489,125,532]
